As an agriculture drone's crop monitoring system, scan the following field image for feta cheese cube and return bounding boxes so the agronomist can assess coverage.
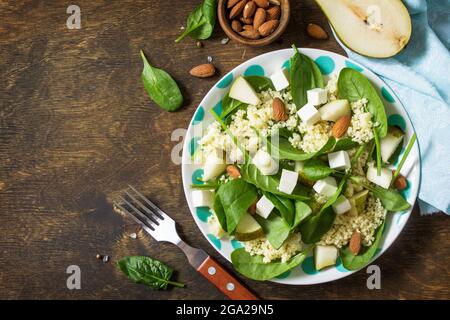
[278,169,299,194]
[270,68,290,91]
[307,88,328,106]
[192,190,214,208]
[256,196,275,219]
[313,177,338,198]
[252,149,279,175]
[328,151,351,170]
[331,195,352,214]
[297,103,321,126]
[367,165,393,189]
[294,161,305,173]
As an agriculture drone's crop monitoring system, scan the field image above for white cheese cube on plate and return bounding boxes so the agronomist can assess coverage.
[297,103,321,126]
[252,149,279,175]
[332,195,352,214]
[367,165,393,189]
[278,169,299,194]
[270,68,290,91]
[192,190,214,208]
[307,88,328,105]
[256,196,275,219]
[313,176,338,198]
[328,150,351,170]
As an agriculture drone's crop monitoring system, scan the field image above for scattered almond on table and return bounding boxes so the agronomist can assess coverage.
[226,0,282,40]
[307,23,328,40]
[189,63,216,78]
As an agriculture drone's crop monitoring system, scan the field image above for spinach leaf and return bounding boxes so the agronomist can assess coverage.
[338,68,387,138]
[290,45,324,109]
[303,159,335,181]
[255,212,291,249]
[340,221,385,270]
[373,128,382,174]
[299,206,336,244]
[221,92,247,119]
[245,75,275,92]
[350,176,410,211]
[240,163,310,201]
[321,176,347,211]
[231,247,311,281]
[262,191,295,226]
[267,136,336,161]
[292,201,312,229]
[213,193,228,232]
[117,256,184,289]
[216,179,258,234]
[175,0,217,43]
[333,138,359,151]
[140,51,183,112]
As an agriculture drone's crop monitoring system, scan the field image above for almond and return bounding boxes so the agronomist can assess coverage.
[394,174,407,190]
[266,5,281,20]
[189,63,216,78]
[269,0,280,5]
[243,1,256,19]
[307,23,328,40]
[349,230,361,255]
[258,19,279,37]
[240,29,260,39]
[253,8,266,29]
[248,200,257,215]
[231,20,242,32]
[332,115,351,138]
[254,0,269,8]
[243,24,254,31]
[227,0,241,9]
[230,0,247,19]
[240,16,253,24]
[272,98,288,121]
[226,165,241,178]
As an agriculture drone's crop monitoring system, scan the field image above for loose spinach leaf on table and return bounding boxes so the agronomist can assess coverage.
[333,138,359,151]
[231,247,311,281]
[292,201,313,229]
[215,178,258,234]
[290,45,324,109]
[262,191,295,226]
[140,51,183,112]
[303,159,335,181]
[267,136,336,161]
[240,163,310,201]
[245,75,275,92]
[255,212,291,249]
[340,221,385,270]
[338,68,388,138]
[175,0,217,43]
[117,256,184,289]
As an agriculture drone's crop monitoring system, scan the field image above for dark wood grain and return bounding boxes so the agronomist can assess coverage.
[0,0,448,300]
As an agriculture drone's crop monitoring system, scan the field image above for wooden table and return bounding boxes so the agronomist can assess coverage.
[0,0,449,300]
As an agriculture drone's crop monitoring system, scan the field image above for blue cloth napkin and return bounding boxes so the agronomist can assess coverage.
[337,0,450,215]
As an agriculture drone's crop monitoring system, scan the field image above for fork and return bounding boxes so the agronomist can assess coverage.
[114,185,259,300]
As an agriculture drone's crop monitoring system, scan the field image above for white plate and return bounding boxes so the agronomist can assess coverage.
[181,48,420,285]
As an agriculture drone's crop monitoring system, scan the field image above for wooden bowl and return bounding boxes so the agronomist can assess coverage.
[218,0,290,47]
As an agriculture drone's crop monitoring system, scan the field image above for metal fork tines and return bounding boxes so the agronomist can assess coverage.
[114,185,180,245]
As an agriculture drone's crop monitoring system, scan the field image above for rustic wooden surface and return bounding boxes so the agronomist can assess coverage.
[0,0,449,300]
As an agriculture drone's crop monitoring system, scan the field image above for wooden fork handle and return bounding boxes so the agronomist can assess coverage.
[197,256,259,300]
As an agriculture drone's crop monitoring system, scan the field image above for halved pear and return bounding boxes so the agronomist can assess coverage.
[315,0,412,58]
[234,213,264,241]
[229,76,260,105]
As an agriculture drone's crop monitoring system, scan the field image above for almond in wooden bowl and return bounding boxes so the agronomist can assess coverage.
[218,0,290,47]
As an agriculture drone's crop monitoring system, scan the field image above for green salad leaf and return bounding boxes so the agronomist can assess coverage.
[303,159,335,181]
[231,247,311,281]
[340,221,385,270]
[267,136,336,161]
[292,201,312,229]
[215,179,258,234]
[338,68,388,138]
[255,212,291,250]
[117,256,184,289]
[333,138,359,151]
[245,75,275,92]
[140,51,183,112]
[262,191,295,226]
[175,0,217,43]
[299,206,336,244]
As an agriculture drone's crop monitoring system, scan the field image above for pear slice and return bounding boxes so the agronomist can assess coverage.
[234,213,264,241]
[314,245,339,270]
[380,126,404,163]
[315,0,412,58]
[229,76,260,105]
[349,190,369,214]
